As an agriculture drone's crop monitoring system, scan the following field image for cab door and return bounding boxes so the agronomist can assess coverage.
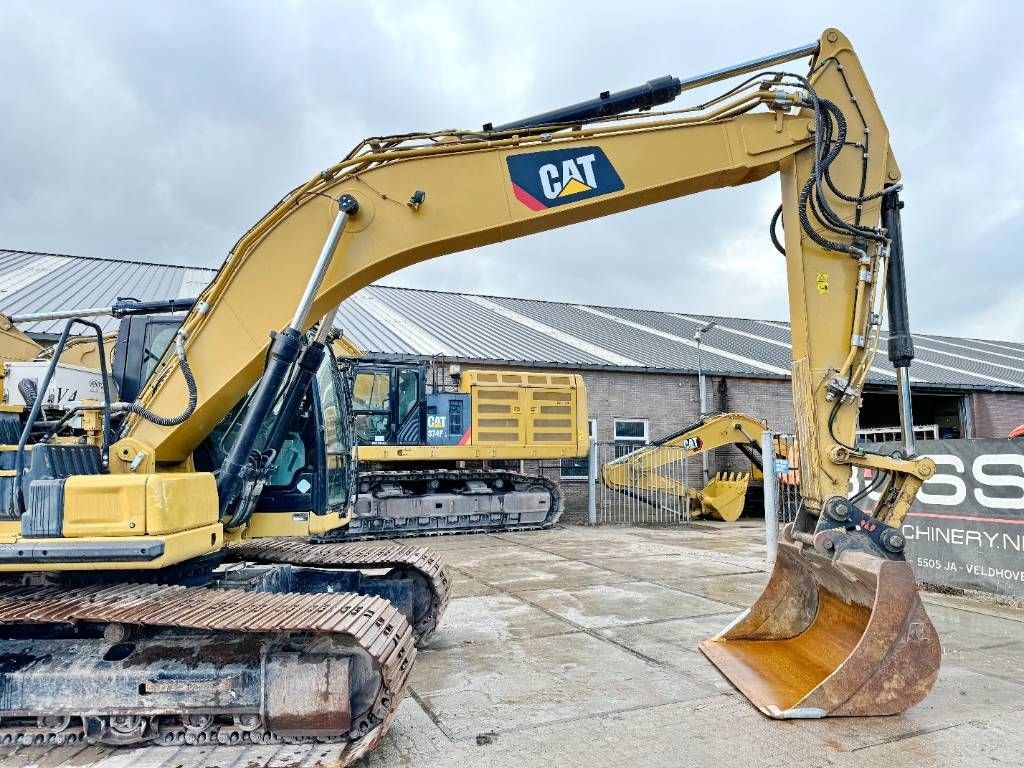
[351,364,426,446]
[393,366,426,444]
[351,366,395,445]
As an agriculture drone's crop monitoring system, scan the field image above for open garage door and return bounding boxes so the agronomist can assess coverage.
[859,388,968,440]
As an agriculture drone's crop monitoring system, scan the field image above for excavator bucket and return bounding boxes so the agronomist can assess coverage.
[699,531,941,718]
[698,471,750,522]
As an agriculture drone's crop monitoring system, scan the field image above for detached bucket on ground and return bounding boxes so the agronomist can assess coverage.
[699,532,941,718]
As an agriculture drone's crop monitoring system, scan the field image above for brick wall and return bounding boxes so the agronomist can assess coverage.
[971,392,1024,438]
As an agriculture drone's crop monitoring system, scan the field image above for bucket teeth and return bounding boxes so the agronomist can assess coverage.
[699,472,751,522]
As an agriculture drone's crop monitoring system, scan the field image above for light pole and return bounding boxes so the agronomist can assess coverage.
[694,321,717,486]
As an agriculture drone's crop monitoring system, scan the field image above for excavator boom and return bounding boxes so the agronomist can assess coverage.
[110,26,941,718]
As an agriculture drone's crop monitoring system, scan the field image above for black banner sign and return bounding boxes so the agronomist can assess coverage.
[851,439,1024,598]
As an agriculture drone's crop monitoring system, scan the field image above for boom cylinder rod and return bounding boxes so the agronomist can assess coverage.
[290,196,358,332]
[9,306,121,323]
[10,298,198,324]
[217,198,356,521]
[674,41,819,94]
[882,189,917,456]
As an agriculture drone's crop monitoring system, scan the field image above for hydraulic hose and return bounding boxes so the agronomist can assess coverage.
[112,330,197,427]
[17,379,38,410]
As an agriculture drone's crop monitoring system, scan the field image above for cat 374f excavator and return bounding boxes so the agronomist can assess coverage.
[0,26,940,755]
[602,412,766,522]
[343,359,587,538]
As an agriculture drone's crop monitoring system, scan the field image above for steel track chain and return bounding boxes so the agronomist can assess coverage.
[224,539,451,638]
[346,468,564,540]
[0,582,415,762]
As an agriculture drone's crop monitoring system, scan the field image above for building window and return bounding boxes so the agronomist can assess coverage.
[560,419,596,480]
[614,418,649,458]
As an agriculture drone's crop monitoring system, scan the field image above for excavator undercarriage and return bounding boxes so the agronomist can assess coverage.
[0,537,449,748]
[347,467,563,539]
[0,585,414,750]
[339,362,585,539]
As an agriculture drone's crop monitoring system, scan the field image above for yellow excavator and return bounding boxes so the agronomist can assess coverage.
[2,324,452,752]
[602,412,766,522]
[0,26,940,754]
[342,360,588,538]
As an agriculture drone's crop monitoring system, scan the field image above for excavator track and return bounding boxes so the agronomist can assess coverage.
[0,582,415,760]
[225,538,452,639]
[344,468,564,540]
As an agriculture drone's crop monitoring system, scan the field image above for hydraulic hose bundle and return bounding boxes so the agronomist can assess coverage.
[112,330,198,428]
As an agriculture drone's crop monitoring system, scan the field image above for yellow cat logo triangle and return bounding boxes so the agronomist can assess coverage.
[557,177,593,197]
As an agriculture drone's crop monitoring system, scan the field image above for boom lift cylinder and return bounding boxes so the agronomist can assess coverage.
[217,197,356,520]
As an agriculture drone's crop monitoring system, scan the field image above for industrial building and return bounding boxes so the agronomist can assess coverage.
[4,248,1023,520]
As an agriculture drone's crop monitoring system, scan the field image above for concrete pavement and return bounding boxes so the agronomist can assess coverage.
[5,523,1023,767]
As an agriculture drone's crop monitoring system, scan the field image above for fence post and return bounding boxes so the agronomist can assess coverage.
[762,429,778,565]
[587,434,597,526]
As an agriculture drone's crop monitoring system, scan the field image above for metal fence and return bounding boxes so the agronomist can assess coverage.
[768,432,802,526]
[589,439,698,525]
[761,431,800,563]
[857,424,939,444]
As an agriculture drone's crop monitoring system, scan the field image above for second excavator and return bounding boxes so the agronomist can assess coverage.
[5,321,592,540]
[0,25,942,757]
[602,412,766,522]
[342,358,587,538]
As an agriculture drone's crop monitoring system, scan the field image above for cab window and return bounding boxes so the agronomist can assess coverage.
[141,324,178,384]
[353,371,390,411]
[316,359,350,509]
[398,369,419,423]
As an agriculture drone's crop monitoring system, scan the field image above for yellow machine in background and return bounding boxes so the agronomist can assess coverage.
[345,362,588,537]
[0,313,42,369]
[0,314,40,415]
[0,27,942,751]
[602,412,766,522]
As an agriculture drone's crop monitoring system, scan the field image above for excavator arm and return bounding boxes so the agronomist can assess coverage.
[12,28,940,720]
[602,412,767,521]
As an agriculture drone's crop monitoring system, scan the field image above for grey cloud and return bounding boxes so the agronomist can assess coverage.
[1,0,1020,341]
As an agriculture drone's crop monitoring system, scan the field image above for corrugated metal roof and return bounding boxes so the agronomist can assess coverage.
[0,249,216,335]
[337,288,1024,392]
[2,249,1022,392]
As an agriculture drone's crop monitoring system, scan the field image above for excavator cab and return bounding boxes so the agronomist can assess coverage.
[350,362,428,446]
[348,361,480,450]
[112,312,356,529]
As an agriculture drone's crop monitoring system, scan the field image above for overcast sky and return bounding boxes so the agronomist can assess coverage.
[2,1,1021,342]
